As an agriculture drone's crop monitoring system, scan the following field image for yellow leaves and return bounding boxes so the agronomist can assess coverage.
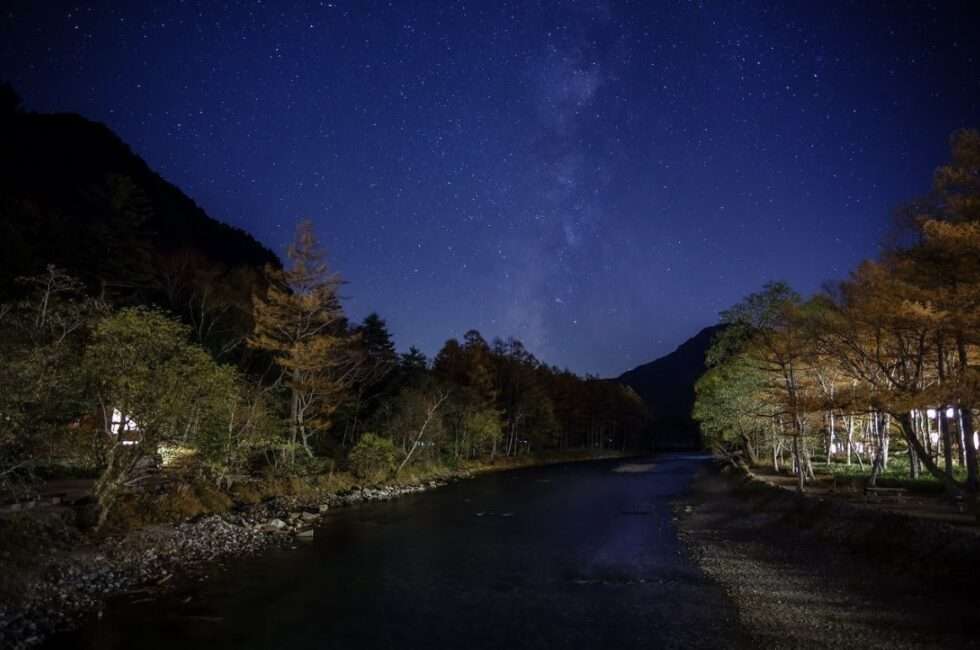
[934,129,980,221]
[247,220,355,443]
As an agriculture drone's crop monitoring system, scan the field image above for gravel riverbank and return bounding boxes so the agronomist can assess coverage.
[0,480,445,649]
[675,465,979,649]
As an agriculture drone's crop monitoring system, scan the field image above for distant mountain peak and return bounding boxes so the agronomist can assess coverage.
[617,325,724,450]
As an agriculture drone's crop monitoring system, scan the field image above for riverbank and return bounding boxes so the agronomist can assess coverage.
[0,449,630,649]
[675,463,980,649]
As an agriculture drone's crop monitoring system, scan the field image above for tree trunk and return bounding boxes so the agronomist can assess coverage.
[908,438,919,481]
[896,412,963,494]
[792,435,804,492]
[289,381,300,465]
[955,335,979,492]
[741,434,759,466]
[938,406,954,481]
[396,393,448,476]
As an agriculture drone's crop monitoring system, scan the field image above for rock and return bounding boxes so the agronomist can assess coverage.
[318,504,330,513]
[296,529,314,540]
[267,518,287,530]
[300,512,318,522]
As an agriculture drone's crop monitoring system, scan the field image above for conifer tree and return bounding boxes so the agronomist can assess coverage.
[248,220,355,462]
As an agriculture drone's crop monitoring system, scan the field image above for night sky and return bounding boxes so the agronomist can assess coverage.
[3,1,979,376]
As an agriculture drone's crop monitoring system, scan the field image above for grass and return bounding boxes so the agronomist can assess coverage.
[754,455,969,494]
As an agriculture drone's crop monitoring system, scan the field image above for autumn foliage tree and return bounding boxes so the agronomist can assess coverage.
[697,130,980,503]
[248,220,358,463]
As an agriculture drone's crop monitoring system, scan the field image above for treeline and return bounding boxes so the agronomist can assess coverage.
[0,224,648,526]
[1,186,647,529]
[694,129,980,497]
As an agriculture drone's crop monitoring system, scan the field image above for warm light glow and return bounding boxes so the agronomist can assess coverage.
[974,432,979,450]
[110,408,136,435]
[929,432,940,445]
[946,407,955,419]
[926,409,937,419]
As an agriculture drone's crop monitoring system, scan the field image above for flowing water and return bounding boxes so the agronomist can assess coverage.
[47,454,741,649]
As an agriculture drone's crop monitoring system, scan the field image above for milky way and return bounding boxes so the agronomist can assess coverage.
[3,1,979,374]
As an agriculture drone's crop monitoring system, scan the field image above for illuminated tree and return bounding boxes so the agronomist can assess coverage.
[721,283,817,491]
[248,220,357,462]
[84,307,240,528]
[694,351,771,466]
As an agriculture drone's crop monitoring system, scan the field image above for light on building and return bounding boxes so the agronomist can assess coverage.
[926,409,937,419]
[974,432,979,450]
[929,432,940,445]
[946,407,956,419]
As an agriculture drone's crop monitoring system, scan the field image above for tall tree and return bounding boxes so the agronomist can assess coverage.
[342,313,398,445]
[722,283,815,491]
[248,220,356,461]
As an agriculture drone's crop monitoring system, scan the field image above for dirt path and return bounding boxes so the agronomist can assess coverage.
[675,467,979,649]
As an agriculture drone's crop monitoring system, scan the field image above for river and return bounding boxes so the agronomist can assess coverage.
[46,454,742,649]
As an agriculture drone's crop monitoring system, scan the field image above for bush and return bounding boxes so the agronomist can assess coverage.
[348,433,397,482]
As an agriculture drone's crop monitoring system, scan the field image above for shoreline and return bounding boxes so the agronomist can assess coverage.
[674,462,979,648]
[0,450,631,649]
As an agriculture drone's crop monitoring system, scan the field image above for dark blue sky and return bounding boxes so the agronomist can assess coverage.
[3,1,979,375]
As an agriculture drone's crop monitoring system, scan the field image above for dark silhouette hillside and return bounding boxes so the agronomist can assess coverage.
[618,325,724,450]
[0,89,279,299]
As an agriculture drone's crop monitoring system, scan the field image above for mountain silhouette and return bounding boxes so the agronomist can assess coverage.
[618,325,724,450]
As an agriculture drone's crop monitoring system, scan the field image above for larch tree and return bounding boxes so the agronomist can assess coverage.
[917,129,980,490]
[248,220,357,462]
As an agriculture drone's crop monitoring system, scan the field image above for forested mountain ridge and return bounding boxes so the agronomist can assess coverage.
[0,95,279,299]
[618,325,724,450]
[0,85,651,538]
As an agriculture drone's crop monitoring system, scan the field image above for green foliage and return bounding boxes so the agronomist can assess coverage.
[348,433,397,481]
[376,387,448,453]
[83,307,252,524]
[694,352,770,459]
[84,307,238,450]
[0,266,101,491]
[194,380,285,485]
[464,407,504,454]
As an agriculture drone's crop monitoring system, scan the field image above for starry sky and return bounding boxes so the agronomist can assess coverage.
[3,1,979,376]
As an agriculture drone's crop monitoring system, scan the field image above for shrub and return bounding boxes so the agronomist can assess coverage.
[348,433,397,482]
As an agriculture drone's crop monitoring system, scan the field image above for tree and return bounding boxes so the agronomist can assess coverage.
[348,433,397,481]
[395,388,450,476]
[84,307,240,528]
[721,283,815,491]
[341,313,398,446]
[248,221,357,462]
[0,81,22,116]
[0,266,101,492]
[694,351,770,466]
[398,346,429,385]
[89,174,156,302]
[812,259,961,491]
[156,248,261,360]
